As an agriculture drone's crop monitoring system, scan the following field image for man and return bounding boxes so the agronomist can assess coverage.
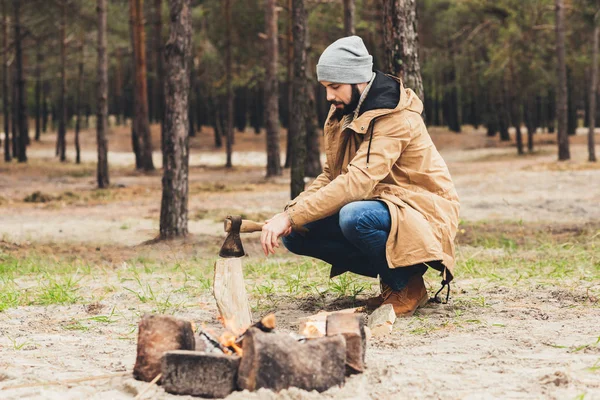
[260,36,460,317]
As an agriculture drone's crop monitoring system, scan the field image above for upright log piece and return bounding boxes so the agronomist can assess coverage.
[326,313,366,374]
[133,314,195,382]
[161,350,240,398]
[237,328,346,392]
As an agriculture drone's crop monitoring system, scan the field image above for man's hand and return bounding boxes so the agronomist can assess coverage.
[261,212,292,256]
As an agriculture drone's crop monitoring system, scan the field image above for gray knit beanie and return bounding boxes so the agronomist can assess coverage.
[316,36,373,84]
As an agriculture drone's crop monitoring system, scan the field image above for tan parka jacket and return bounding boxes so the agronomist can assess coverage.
[286,73,460,283]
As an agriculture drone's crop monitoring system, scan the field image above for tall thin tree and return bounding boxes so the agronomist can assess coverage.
[154,0,164,148]
[13,0,26,162]
[284,0,293,168]
[97,0,110,188]
[225,0,233,168]
[343,0,355,36]
[555,0,570,160]
[129,2,142,168]
[160,0,192,238]
[75,42,84,164]
[265,0,281,177]
[589,6,599,162]
[34,42,42,142]
[290,0,307,199]
[131,0,155,171]
[2,0,10,162]
[57,0,67,162]
[382,0,424,102]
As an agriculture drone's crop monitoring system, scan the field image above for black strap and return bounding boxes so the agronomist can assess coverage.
[430,280,451,304]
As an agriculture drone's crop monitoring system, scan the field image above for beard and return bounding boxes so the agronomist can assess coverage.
[331,84,361,121]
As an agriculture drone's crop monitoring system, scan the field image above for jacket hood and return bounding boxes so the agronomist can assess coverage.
[348,71,423,134]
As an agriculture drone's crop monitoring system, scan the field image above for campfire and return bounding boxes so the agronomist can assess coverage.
[132,310,367,398]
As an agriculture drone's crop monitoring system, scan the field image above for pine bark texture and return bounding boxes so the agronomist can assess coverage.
[75,43,84,164]
[225,0,233,168]
[588,10,599,162]
[160,0,192,238]
[382,0,424,102]
[343,0,355,36]
[265,0,282,177]
[154,0,165,153]
[290,0,307,199]
[97,0,110,188]
[13,0,27,162]
[555,0,570,160]
[284,0,293,168]
[132,0,155,170]
[35,45,41,142]
[3,0,10,162]
[58,0,67,162]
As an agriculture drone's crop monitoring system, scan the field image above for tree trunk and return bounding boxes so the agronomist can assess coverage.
[34,44,41,142]
[42,81,49,133]
[225,0,233,168]
[304,24,321,178]
[154,0,165,157]
[382,0,424,103]
[555,0,570,160]
[75,42,84,164]
[3,0,10,162]
[160,0,192,238]
[97,0,110,188]
[265,0,282,177]
[115,48,124,125]
[290,0,307,199]
[132,0,155,171]
[13,0,27,162]
[11,64,17,157]
[56,0,67,162]
[284,0,293,168]
[567,67,577,135]
[589,10,599,162]
[343,0,355,36]
[129,2,142,168]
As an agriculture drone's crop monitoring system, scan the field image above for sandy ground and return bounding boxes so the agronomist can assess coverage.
[0,124,599,399]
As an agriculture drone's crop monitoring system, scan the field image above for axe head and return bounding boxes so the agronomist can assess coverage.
[219,215,246,258]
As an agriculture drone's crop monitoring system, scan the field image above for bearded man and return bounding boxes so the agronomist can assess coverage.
[260,36,460,317]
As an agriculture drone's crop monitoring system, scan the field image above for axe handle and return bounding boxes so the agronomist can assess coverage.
[224,219,264,233]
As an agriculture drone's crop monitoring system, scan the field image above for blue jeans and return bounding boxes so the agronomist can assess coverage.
[282,200,427,291]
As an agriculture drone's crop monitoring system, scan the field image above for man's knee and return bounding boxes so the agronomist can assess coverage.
[339,202,363,237]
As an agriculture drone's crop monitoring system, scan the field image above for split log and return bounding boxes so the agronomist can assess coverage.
[298,307,363,338]
[237,327,346,392]
[326,313,366,374]
[161,350,240,398]
[213,257,252,333]
[133,314,195,382]
[367,304,396,336]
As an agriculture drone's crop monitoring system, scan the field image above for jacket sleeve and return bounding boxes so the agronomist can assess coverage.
[286,114,413,228]
[284,160,331,210]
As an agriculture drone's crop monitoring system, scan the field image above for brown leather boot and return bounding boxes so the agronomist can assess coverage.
[365,283,392,309]
[381,274,429,317]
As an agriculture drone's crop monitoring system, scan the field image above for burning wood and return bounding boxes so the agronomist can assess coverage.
[134,311,365,397]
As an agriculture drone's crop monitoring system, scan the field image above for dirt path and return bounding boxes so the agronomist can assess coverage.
[0,125,599,399]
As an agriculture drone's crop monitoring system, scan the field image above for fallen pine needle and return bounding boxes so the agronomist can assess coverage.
[1,371,130,390]
[134,373,162,400]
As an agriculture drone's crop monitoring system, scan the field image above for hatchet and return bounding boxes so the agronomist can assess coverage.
[213,215,264,334]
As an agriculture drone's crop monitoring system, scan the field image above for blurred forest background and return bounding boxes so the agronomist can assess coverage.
[2,0,599,170]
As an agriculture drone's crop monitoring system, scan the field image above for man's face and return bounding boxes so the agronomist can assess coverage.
[320,81,361,120]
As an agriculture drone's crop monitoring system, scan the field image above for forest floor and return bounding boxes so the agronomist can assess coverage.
[0,123,599,400]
